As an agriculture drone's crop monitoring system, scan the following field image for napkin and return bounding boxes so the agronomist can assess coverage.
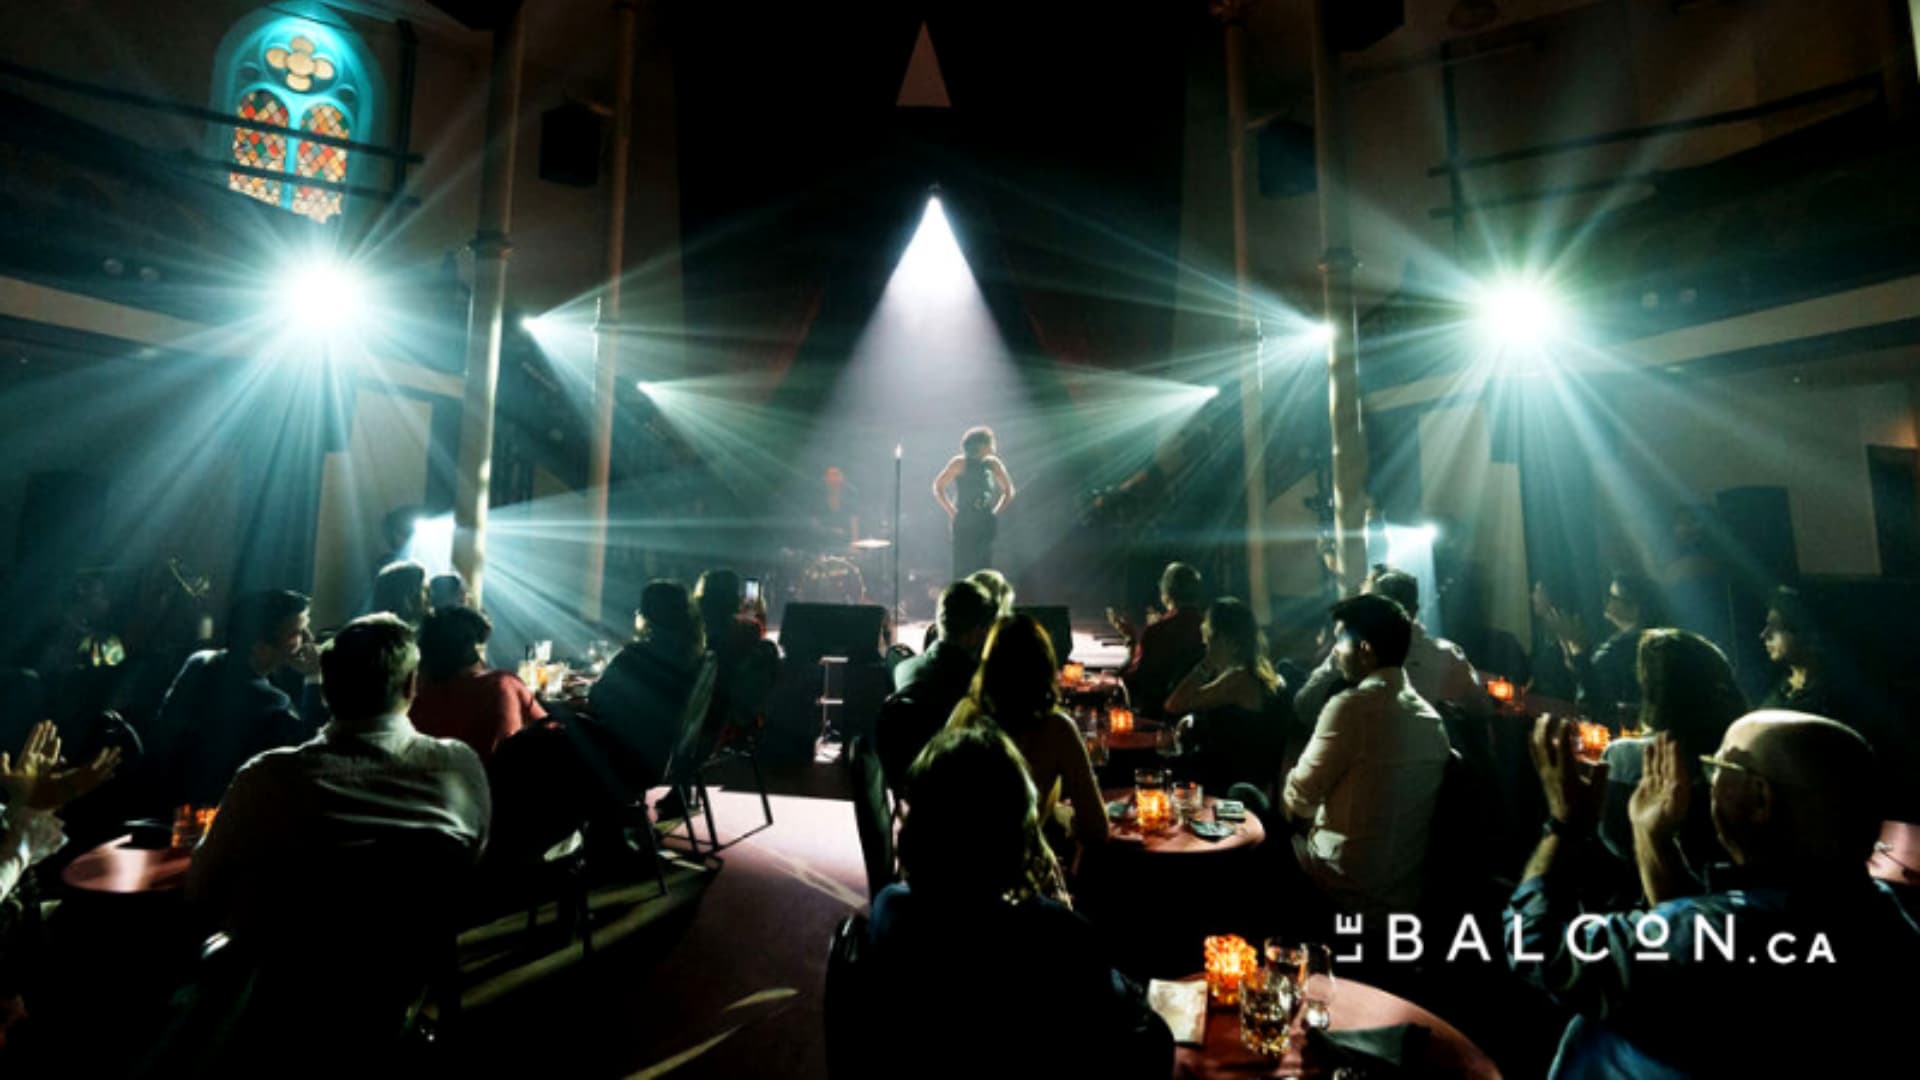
[1304,1023,1429,1077]
[1145,979,1208,1045]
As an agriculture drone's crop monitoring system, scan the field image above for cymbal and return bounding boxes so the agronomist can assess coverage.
[851,538,893,550]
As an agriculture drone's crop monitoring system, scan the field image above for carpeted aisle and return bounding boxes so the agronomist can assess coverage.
[451,788,868,1080]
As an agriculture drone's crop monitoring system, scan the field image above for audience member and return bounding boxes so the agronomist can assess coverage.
[1509,711,1920,1076]
[1281,593,1451,914]
[1758,586,1842,718]
[426,573,469,612]
[410,606,544,765]
[1545,570,1663,726]
[1294,564,1488,727]
[949,616,1107,856]
[1597,630,1745,894]
[692,568,775,738]
[588,581,709,799]
[369,560,429,627]
[21,572,124,678]
[1164,598,1296,796]
[966,568,1014,620]
[880,579,995,791]
[188,615,490,937]
[146,590,325,808]
[1527,579,1579,701]
[1109,561,1207,721]
[1,721,119,1063]
[860,726,1172,1078]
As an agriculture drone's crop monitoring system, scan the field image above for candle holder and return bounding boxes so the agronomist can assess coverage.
[1108,705,1135,735]
[1060,661,1086,686]
[1487,677,1516,706]
[1575,720,1612,762]
[1134,767,1172,832]
[1204,935,1258,1005]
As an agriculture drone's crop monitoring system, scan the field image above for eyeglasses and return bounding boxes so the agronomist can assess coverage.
[1700,754,1759,784]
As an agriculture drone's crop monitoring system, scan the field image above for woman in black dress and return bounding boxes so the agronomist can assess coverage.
[931,426,1016,580]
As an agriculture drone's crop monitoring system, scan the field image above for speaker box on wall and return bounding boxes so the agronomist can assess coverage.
[1014,605,1074,662]
[539,102,601,188]
[15,471,105,573]
[779,602,887,666]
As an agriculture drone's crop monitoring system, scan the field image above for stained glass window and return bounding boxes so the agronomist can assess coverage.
[292,104,350,223]
[229,89,289,206]
[215,12,376,225]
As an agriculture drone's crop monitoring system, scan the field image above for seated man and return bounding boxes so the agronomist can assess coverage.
[145,590,326,810]
[1109,561,1206,721]
[860,726,1171,1078]
[1509,711,1920,1077]
[880,580,994,791]
[1281,593,1451,915]
[1293,564,1487,729]
[188,615,491,947]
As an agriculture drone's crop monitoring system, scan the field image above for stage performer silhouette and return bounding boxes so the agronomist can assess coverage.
[932,426,1016,580]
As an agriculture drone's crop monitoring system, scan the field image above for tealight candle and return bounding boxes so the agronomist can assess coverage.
[1061,661,1086,685]
[1108,705,1134,735]
[1204,935,1258,1005]
[1487,677,1516,704]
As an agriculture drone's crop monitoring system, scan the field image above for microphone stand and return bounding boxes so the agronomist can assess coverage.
[892,443,903,644]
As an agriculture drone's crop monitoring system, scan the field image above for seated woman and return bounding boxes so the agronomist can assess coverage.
[368,560,429,628]
[1599,628,1745,899]
[587,581,708,799]
[863,726,1171,1078]
[947,616,1107,858]
[410,606,544,765]
[1163,597,1296,797]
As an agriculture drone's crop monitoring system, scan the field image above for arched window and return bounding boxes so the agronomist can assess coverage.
[211,6,381,225]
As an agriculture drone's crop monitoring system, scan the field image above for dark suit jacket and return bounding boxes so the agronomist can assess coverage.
[1122,607,1205,719]
[878,640,978,792]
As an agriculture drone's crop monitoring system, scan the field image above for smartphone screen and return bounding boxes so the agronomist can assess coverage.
[743,578,762,604]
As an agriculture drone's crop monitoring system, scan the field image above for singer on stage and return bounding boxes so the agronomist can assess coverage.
[932,426,1016,579]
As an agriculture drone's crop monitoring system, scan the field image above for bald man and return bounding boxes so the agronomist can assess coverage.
[1506,710,1920,1078]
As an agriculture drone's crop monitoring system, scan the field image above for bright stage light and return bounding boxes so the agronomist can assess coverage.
[521,313,546,333]
[404,512,456,576]
[636,380,660,396]
[1473,277,1564,349]
[1308,321,1336,345]
[893,195,972,299]
[1203,385,1222,400]
[281,256,369,333]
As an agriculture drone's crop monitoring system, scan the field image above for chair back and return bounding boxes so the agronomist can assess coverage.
[823,912,872,1079]
[873,692,937,800]
[1423,748,1500,916]
[662,652,720,787]
[486,724,593,868]
[847,735,895,900]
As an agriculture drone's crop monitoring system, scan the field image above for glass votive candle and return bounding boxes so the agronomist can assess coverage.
[1060,661,1086,685]
[1576,720,1612,762]
[1108,705,1134,735]
[1487,676,1516,705]
[1204,934,1258,1005]
[1134,767,1172,832]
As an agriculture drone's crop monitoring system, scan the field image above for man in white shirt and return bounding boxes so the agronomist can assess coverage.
[1282,593,1452,915]
[189,614,491,943]
[1293,565,1487,729]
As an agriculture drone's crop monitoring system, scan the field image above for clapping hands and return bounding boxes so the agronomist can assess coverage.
[1628,733,1690,843]
[1529,715,1608,827]
[0,720,122,811]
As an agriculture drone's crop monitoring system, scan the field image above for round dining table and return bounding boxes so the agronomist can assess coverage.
[1104,789,1265,855]
[1171,973,1500,1078]
[61,833,194,895]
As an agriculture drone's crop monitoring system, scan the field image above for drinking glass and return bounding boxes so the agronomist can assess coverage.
[1238,964,1300,1058]
[1172,781,1203,824]
[1155,721,1182,760]
[1296,942,1335,1030]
